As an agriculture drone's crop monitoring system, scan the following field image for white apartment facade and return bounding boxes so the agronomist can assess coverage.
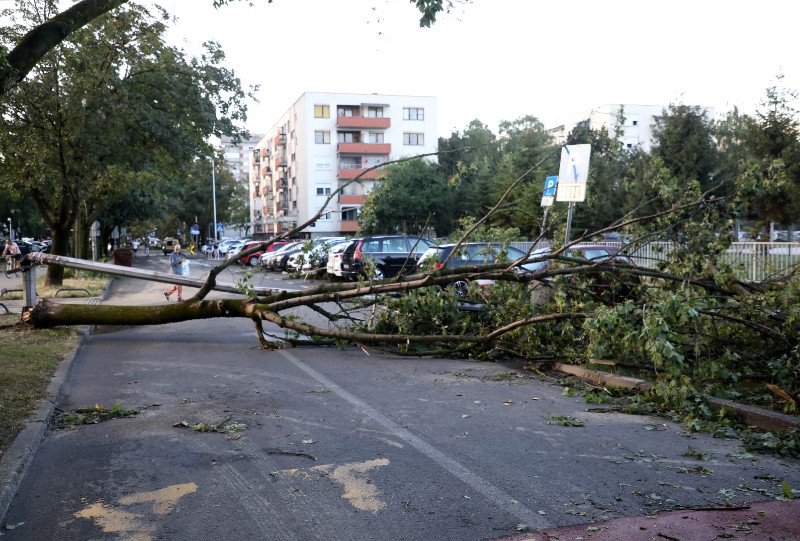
[221,134,264,181]
[249,92,438,239]
[546,104,714,152]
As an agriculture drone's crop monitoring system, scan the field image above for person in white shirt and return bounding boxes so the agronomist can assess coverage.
[2,238,21,269]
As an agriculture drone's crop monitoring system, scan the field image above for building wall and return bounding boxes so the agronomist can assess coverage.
[221,134,263,180]
[249,92,438,239]
[547,104,713,152]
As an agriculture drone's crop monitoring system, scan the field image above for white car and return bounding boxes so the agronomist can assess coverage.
[224,241,246,259]
[300,238,347,274]
[325,240,354,278]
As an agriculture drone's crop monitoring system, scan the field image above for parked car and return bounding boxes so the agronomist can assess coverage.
[300,238,348,275]
[161,237,179,256]
[417,242,548,297]
[238,240,290,266]
[326,240,356,279]
[14,239,46,256]
[536,244,640,302]
[224,240,246,259]
[260,241,305,271]
[339,235,435,280]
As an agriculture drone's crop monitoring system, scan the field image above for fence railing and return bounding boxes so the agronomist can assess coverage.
[510,241,800,283]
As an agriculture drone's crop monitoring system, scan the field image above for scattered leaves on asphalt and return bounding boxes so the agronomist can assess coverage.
[173,415,246,433]
[51,404,141,428]
[548,415,585,427]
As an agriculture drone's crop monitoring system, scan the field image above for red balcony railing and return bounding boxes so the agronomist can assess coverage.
[336,116,391,129]
[340,195,366,205]
[338,168,384,180]
[339,220,359,233]
[337,143,391,155]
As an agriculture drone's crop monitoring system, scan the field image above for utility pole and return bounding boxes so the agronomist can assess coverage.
[211,155,218,241]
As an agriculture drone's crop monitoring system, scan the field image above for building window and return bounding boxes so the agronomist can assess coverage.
[403,132,424,146]
[341,208,359,221]
[404,107,424,121]
[315,131,330,144]
[368,132,384,144]
[338,132,360,143]
[339,157,361,169]
[338,106,356,117]
[316,186,332,196]
[366,107,384,118]
[314,105,330,118]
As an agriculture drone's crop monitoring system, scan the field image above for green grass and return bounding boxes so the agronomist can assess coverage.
[0,314,80,459]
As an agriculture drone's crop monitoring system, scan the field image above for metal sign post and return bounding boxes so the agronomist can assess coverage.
[555,145,591,244]
[541,176,558,231]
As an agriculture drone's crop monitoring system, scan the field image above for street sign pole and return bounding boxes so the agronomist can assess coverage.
[555,145,591,244]
[540,176,558,232]
[565,202,575,243]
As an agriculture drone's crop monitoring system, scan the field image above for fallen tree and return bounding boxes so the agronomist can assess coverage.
[12,150,800,449]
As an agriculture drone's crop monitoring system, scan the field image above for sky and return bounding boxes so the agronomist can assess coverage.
[148,0,799,137]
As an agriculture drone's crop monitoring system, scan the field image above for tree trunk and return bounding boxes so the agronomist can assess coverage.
[45,227,71,286]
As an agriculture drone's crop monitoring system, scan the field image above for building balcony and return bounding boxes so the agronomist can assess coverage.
[260,148,270,158]
[261,166,271,177]
[337,142,391,155]
[274,133,287,147]
[336,116,391,129]
[340,195,366,205]
[338,167,384,180]
[339,220,359,233]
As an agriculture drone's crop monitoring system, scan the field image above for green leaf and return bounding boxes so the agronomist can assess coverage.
[782,480,793,500]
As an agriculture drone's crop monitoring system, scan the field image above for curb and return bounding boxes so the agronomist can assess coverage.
[552,362,800,431]
[0,331,86,523]
[0,280,114,524]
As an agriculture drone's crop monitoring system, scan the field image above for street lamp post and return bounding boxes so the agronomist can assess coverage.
[7,217,11,240]
[211,155,218,241]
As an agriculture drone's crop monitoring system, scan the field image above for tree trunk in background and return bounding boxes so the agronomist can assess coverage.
[45,227,70,286]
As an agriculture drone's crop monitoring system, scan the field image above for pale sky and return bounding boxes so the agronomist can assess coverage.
[151,0,798,136]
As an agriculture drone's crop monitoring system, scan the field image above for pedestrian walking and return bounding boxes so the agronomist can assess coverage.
[131,238,140,254]
[212,242,220,260]
[163,244,186,302]
[143,240,150,257]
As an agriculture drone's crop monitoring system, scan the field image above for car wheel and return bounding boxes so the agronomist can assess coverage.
[373,267,385,281]
[248,256,259,267]
[452,280,469,298]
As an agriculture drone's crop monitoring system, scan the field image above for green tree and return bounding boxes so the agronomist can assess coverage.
[0,1,248,284]
[651,104,719,193]
[360,159,453,236]
[737,77,800,228]
[483,115,558,236]
[437,119,500,220]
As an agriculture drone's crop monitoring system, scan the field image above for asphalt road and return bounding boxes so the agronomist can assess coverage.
[3,257,800,540]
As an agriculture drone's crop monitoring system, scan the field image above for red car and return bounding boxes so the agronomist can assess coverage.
[239,240,290,266]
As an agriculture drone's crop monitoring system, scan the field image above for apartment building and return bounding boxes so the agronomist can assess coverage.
[546,104,714,151]
[249,92,438,239]
[221,133,264,181]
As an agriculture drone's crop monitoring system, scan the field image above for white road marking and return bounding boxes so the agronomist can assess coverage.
[279,349,554,530]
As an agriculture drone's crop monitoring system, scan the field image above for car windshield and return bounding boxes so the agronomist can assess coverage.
[575,248,615,262]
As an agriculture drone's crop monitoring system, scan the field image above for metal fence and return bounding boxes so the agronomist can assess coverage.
[510,241,800,283]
